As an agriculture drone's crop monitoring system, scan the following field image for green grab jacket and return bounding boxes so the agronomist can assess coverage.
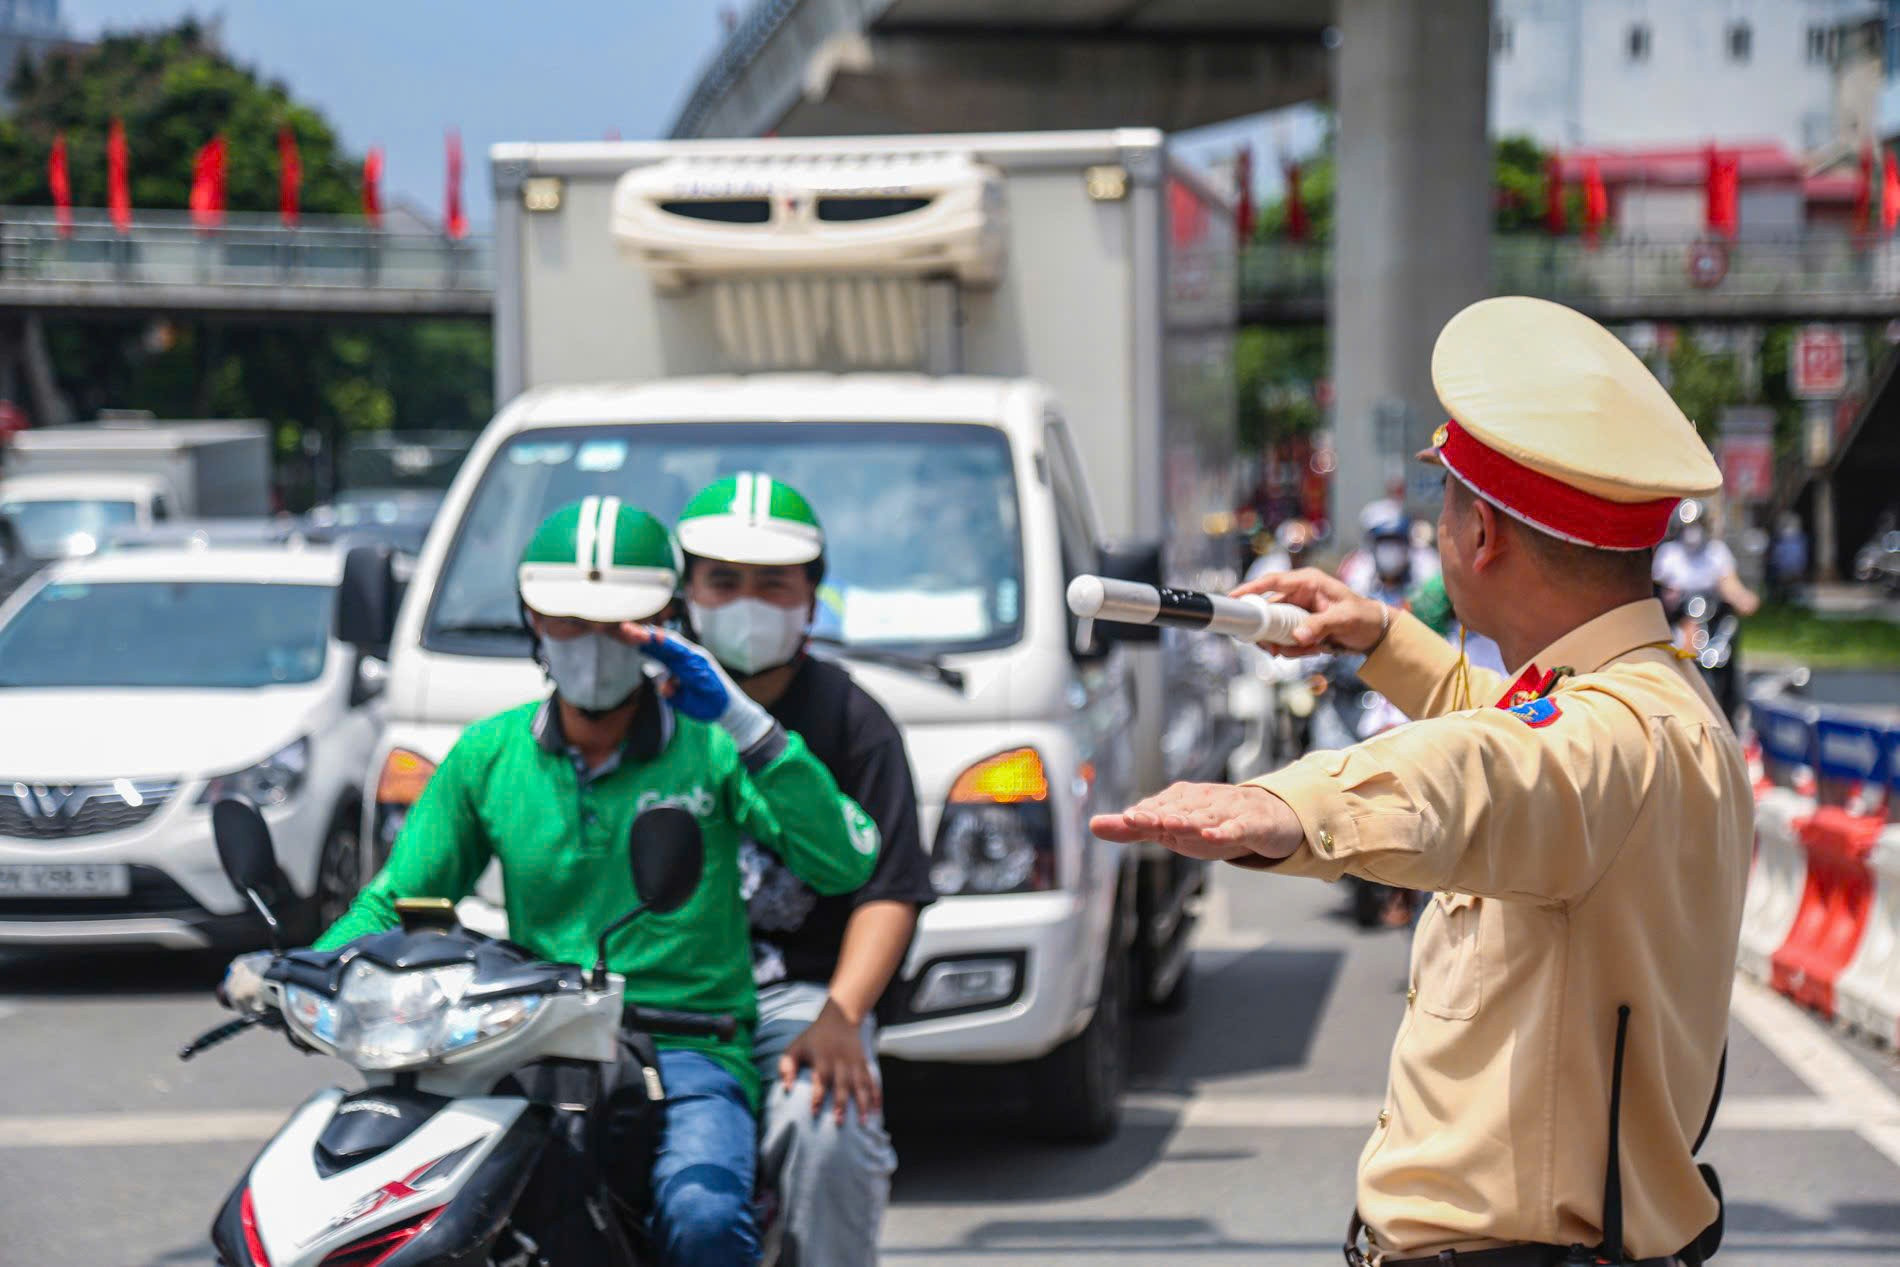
[315,692,880,1106]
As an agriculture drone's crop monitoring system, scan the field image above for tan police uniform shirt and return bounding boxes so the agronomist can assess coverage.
[1240,599,1751,1259]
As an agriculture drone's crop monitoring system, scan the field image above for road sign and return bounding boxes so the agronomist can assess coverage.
[1792,326,1847,399]
[1719,432,1774,502]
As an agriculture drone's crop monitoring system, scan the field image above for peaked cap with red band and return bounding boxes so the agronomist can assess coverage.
[1422,296,1722,550]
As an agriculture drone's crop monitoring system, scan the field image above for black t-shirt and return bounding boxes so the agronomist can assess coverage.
[742,654,936,991]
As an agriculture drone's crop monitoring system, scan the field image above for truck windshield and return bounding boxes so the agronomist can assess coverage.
[0,499,138,557]
[426,422,1024,658]
[0,581,332,688]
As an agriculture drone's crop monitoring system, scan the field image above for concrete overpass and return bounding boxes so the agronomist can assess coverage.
[667,0,1492,522]
[0,209,492,321]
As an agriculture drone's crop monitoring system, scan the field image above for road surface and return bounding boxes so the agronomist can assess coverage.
[3,867,1898,1265]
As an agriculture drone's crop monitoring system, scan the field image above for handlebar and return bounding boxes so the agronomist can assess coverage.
[625,1005,738,1043]
[178,1011,273,1061]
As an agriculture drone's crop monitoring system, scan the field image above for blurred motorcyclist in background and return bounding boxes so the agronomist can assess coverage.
[1340,511,1439,607]
[1653,499,1759,617]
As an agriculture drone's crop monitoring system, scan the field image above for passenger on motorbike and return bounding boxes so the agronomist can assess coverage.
[222,497,880,1267]
[676,473,936,1267]
[1653,499,1759,617]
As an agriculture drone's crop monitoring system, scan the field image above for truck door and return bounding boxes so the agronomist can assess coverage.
[1042,416,1136,866]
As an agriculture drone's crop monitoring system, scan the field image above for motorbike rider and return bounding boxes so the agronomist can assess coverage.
[675,473,936,1267]
[223,497,880,1267]
[1340,510,1439,607]
[1653,499,1759,618]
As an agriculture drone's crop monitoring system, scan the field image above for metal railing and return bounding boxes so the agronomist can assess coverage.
[0,207,493,302]
[1243,234,1900,320]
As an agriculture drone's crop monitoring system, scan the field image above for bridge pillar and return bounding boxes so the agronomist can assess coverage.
[1328,0,1491,535]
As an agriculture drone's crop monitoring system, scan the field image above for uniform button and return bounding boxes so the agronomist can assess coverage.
[1406,986,1417,1005]
[1317,828,1335,851]
[1377,1109,1390,1128]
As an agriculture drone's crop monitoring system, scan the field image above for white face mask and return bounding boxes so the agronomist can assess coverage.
[689,597,808,677]
[540,631,650,712]
[1373,541,1410,579]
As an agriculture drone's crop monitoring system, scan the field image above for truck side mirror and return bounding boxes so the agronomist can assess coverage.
[336,544,397,653]
[1088,540,1164,647]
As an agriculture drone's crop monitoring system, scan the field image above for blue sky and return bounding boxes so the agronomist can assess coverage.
[57,1,1323,228]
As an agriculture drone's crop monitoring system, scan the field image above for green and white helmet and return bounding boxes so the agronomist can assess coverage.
[675,473,825,569]
[517,496,682,623]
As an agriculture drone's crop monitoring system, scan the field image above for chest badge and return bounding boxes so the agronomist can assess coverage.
[1507,697,1562,728]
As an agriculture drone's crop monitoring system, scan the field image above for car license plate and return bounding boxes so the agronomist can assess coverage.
[0,863,131,897]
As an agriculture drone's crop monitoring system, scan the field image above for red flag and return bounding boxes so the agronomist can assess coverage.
[1234,144,1255,240]
[1544,151,1566,234]
[278,125,301,227]
[107,118,131,234]
[1582,157,1608,245]
[444,129,466,240]
[1855,143,1874,235]
[1704,144,1739,239]
[362,146,384,228]
[189,135,226,230]
[1284,160,1309,243]
[48,132,71,237]
[1884,149,1900,235]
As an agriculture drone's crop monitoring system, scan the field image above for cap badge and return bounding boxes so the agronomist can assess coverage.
[1432,423,1450,449]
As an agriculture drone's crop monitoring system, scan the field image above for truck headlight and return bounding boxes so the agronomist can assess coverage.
[930,748,1056,895]
[284,960,544,1071]
[197,738,309,807]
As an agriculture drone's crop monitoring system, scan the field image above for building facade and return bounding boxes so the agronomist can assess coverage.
[1493,0,1878,154]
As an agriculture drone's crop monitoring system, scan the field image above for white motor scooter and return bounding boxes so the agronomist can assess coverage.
[181,797,736,1267]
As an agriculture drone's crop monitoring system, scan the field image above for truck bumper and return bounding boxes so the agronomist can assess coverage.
[878,890,1096,1064]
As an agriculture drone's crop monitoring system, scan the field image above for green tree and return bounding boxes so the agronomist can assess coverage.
[4,22,490,504]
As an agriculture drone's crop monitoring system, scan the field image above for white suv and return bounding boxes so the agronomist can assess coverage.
[0,543,395,949]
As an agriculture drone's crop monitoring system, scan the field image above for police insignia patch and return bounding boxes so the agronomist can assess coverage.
[1507,697,1562,728]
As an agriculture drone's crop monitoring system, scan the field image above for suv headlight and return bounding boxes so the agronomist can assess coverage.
[284,960,544,1071]
[196,738,309,806]
[930,748,1057,896]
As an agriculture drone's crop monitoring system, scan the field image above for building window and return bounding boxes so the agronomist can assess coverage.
[1627,23,1651,63]
[1809,24,1839,66]
[1727,22,1751,63]
[1492,17,1513,56]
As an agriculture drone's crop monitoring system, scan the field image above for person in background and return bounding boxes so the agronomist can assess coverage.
[676,473,936,1267]
[1653,499,1759,617]
[1340,512,1439,609]
[1767,512,1809,606]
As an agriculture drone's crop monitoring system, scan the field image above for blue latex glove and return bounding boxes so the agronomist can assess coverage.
[631,626,775,750]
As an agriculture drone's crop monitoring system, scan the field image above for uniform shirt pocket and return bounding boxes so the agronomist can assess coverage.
[1415,891,1483,1020]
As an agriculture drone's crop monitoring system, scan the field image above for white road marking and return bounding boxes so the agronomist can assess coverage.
[1727,975,1900,1170]
[1127,1089,1867,1133]
[0,1110,284,1147]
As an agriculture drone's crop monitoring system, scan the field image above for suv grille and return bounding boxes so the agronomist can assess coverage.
[0,780,178,840]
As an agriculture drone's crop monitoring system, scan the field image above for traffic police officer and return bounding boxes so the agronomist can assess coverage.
[1093,296,1750,1265]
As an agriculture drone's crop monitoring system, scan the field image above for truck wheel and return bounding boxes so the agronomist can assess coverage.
[1029,940,1129,1144]
[1149,959,1194,1015]
[314,814,363,931]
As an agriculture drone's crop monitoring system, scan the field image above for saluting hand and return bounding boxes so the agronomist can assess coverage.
[1090,782,1304,861]
[1232,567,1390,657]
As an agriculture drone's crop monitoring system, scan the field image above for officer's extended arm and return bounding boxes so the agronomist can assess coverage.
[313,743,494,949]
[1240,682,1659,903]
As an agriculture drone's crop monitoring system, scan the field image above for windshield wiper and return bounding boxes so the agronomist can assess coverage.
[431,621,531,640]
[807,635,965,691]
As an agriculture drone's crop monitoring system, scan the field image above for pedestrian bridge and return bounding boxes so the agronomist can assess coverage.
[0,209,1889,329]
[1244,235,1900,326]
[0,209,493,320]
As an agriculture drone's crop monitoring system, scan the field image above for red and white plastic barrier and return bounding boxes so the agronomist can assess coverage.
[1836,823,1900,1046]
[1739,785,1812,982]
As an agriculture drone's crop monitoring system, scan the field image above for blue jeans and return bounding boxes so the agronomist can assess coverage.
[648,1049,760,1267]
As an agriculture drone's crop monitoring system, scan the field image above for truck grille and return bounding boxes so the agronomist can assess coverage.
[0,779,178,839]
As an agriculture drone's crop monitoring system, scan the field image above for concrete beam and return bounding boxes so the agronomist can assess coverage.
[1327,0,1491,529]
[0,282,493,322]
[694,29,1327,138]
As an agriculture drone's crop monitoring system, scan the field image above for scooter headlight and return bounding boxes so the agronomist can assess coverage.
[284,961,544,1070]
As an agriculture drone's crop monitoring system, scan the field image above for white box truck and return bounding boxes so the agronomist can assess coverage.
[368,129,1243,1138]
[0,420,271,560]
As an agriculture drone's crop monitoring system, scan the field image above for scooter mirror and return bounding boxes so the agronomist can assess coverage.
[630,806,703,916]
[212,796,279,896]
